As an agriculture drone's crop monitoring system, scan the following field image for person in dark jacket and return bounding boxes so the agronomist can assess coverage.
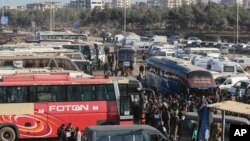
[57,124,65,141]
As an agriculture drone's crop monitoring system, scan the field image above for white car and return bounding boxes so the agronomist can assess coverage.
[187,37,202,45]
[227,80,250,96]
[218,76,249,94]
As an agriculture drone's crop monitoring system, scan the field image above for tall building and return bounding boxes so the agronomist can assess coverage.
[221,0,243,7]
[26,2,61,11]
[112,0,132,8]
[69,0,104,9]
[243,0,249,8]
[167,0,183,8]
[147,0,162,7]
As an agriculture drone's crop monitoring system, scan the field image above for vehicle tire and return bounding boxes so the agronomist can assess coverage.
[0,127,16,141]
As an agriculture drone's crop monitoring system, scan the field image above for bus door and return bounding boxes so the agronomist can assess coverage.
[121,84,146,125]
[117,84,134,125]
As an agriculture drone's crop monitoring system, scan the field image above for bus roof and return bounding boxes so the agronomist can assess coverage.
[184,47,220,51]
[37,31,81,36]
[148,56,203,71]
[0,74,137,86]
[147,56,207,78]
[0,54,72,60]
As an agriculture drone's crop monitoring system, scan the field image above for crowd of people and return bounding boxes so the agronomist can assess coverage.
[103,54,135,77]
[140,89,206,141]
[57,123,82,141]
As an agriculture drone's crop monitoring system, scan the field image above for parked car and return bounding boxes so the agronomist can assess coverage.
[227,80,250,96]
[220,44,229,54]
[186,37,202,45]
[215,75,230,86]
[83,125,168,141]
[229,44,242,52]
[218,76,249,95]
[233,56,250,71]
[168,36,182,44]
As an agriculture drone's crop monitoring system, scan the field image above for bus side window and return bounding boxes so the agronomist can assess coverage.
[51,86,67,102]
[95,85,105,100]
[28,86,38,102]
[68,86,82,101]
[81,85,93,101]
[5,87,28,103]
[106,85,115,100]
[36,86,53,102]
[0,87,6,103]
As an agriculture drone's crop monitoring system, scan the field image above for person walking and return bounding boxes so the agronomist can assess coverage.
[74,127,82,141]
[191,123,198,141]
[57,124,65,141]
[114,65,119,76]
[65,123,74,141]
[103,62,109,75]
[139,65,144,75]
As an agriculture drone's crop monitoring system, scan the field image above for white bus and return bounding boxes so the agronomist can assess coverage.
[30,31,88,42]
[184,47,221,58]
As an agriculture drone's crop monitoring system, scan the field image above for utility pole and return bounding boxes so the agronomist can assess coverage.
[1,0,4,27]
[234,1,239,59]
[49,2,55,31]
[236,1,239,44]
[124,0,126,33]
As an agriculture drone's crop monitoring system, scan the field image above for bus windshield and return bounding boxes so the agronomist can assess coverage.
[118,52,135,60]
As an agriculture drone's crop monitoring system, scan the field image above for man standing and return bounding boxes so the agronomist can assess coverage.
[94,44,100,68]
[57,124,65,141]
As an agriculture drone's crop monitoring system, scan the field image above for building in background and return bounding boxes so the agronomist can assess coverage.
[3,6,26,10]
[147,0,198,8]
[26,2,61,11]
[69,0,104,9]
[196,0,209,5]
[243,0,249,8]
[112,0,132,8]
[104,2,113,8]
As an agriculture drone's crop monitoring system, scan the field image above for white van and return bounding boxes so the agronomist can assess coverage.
[148,44,175,56]
[228,80,250,96]
[218,76,249,94]
[220,45,229,54]
[233,56,250,71]
[157,49,175,57]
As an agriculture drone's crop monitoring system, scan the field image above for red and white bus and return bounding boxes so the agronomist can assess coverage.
[0,73,145,140]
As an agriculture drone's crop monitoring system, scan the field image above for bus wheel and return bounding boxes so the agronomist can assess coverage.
[0,127,16,141]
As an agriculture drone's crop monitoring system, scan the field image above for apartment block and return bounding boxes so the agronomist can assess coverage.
[26,2,61,11]
[70,0,104,9]
[112,0,132,8]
